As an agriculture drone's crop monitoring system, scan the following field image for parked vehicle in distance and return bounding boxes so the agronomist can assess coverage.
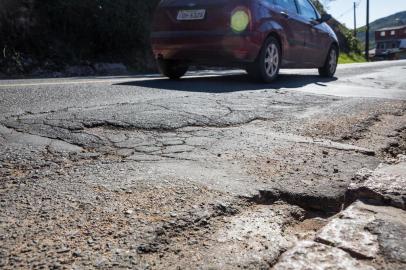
[151,0,339,82]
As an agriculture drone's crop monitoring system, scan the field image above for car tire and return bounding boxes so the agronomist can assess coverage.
[246,36,281,83]
[319,46,338,78]
[157,59,189,80]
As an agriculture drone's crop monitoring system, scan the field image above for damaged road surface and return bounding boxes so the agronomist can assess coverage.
[1,61,406,269]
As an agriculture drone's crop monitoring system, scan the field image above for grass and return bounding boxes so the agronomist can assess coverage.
[338,53,367,64]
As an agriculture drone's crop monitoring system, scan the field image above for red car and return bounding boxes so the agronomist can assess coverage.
[151,0,339,82]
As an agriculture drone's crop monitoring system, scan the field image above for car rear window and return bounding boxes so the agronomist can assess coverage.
[274,0,298,14]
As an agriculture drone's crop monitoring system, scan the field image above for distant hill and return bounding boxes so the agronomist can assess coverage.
[357,11,406,48]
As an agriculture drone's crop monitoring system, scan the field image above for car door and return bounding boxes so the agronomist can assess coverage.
[271,0,307,67]
[295,0,330,67]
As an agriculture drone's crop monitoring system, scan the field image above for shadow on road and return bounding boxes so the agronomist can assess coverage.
[115,73,337,93]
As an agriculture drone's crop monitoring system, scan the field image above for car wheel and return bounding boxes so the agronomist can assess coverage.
[319,46,338,78]
[247,36,281,83]
[157,59,189,80]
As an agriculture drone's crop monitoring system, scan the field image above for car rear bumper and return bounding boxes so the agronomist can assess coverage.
[151,31,261,65]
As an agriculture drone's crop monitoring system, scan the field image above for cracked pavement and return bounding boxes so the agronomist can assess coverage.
[1,61,406,269]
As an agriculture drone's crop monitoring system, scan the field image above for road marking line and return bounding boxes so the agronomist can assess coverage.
[0,79,138,88]
[0,74,237,88]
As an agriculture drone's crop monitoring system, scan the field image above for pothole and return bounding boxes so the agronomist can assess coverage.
[381,127,406,158]
[140,201,314,269]
[248,189,344,214]
[136,187,337,270]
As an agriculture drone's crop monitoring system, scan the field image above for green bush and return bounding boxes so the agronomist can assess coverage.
[0,0,160,73]
[339,53,366,64]
[37,0,159,60]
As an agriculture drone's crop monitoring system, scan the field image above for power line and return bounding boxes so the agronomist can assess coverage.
[354,2,357,36]
[336,0,362,19]
[365,0,370,61]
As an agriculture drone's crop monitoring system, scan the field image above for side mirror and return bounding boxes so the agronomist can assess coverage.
[318,13,332,23]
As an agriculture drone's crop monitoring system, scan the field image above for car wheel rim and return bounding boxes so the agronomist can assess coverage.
[329,49,337,74]
[265,43,279,77]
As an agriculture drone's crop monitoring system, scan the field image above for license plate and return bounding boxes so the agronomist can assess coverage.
[177,9,206,21]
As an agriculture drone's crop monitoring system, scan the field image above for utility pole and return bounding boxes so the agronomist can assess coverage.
[353,2,357,37]
[365,0,370,61]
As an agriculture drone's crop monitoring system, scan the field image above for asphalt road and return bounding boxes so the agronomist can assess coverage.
[1,61,406,269]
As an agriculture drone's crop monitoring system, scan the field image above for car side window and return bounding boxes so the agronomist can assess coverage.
[296,0,318,21]
[274,0,298,14]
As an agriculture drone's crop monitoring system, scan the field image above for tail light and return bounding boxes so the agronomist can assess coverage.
[230,6,252,33]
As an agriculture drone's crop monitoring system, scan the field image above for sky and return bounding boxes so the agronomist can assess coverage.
[323,0,406,29]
